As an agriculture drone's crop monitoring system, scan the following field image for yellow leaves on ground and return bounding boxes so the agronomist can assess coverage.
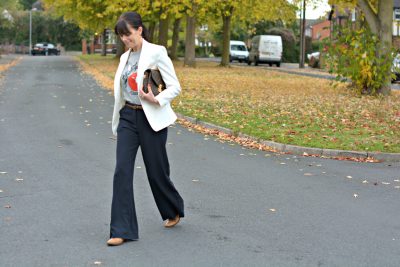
[0,57,22,74]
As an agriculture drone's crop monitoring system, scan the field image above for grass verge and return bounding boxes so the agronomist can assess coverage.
[77,54,400,153]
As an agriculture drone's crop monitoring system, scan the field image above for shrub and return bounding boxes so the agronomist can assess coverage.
[324,25,394,95]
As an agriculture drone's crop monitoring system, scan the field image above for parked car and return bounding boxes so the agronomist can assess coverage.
[229,40,249,63]
[31,43,60,56]
[307,52,320,68]
[392,54,400,82]
[248,35,282,67]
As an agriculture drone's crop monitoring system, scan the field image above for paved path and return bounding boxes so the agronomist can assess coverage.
[0,56,400,267]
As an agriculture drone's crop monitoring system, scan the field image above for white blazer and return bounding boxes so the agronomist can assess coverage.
[112,39,181,135]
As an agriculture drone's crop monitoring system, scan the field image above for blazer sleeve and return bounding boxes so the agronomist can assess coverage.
[154,46,181,107]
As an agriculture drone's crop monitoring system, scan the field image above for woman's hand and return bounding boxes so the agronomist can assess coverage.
[139,84,159,105]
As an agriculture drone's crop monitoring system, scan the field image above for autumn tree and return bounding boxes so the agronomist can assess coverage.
[208,0,296,67]
[0,0,20,29]
[44,0,148,56]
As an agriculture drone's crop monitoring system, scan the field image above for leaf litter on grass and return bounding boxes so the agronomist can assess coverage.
[77,57,400,154]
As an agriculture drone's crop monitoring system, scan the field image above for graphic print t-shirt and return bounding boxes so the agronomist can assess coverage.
[121,50,141,105]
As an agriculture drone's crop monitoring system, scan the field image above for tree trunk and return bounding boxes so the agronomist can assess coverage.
[358,0,393,95]
[170,18,181,60]
[184,14,196,67]
[115,36,125,58]
[148,21,156,43]
[101,29,107,56]
[158,10,170,48]
[376,0,392,95]
[220,13,232,67]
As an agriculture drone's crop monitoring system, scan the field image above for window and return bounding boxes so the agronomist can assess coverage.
[395,9,400,21]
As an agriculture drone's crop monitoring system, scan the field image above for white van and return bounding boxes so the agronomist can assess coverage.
[248,35,282,67]
[229,40,249,63]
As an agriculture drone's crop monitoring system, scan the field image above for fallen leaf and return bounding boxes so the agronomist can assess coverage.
[4,204,11,208]
[280,162,286,165]
[394,180,400,182]
[15,178,23,181]
[0,189,3,193]
[353,194,358,198]
[94,261,102,265]
[192,179,199,182]
[382,182,390,185]
[136,166,142,169]
[269,208,276,212]
[304,173,313,176]
[0,172,7,175]
[362,180,368,184]
[346,176,352,179]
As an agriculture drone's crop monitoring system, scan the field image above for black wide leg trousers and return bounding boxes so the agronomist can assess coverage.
[110,106,184,240]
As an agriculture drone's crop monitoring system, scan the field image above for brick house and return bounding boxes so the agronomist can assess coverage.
[308,20,331,41]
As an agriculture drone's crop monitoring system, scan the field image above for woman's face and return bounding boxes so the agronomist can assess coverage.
[120,24,143,50]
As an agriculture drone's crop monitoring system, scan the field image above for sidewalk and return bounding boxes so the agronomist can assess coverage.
[261,63,400,91]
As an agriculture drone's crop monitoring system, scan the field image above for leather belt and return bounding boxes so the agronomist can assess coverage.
[125,102,143,110]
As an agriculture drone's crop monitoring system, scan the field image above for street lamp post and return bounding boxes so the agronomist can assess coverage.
[299,0,306,68]
[29,8,37,55]
[29,10,32,55]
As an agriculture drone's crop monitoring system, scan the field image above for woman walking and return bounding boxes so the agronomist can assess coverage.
[107,11,184,246]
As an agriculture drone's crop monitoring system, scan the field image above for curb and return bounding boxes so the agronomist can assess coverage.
[176,113,400,162]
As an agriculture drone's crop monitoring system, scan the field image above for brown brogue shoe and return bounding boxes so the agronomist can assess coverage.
[107,238,124,246]
[164,215,180,228]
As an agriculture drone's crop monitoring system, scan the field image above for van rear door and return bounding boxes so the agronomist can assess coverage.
[260,39,280,59]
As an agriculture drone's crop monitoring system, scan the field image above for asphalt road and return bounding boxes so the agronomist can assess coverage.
[1,56,400,267]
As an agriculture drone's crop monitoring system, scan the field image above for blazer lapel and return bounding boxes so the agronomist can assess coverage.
[136,39,151,90]
[114,49,130,98]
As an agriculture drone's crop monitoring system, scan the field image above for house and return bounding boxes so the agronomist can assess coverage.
[304,19,319,38]
[307,1,400,44]
[392,0,400,36]
[308,20,331,41]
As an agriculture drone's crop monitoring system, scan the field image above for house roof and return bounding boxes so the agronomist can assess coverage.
[301,19,323,29]
[395,0,400,8]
